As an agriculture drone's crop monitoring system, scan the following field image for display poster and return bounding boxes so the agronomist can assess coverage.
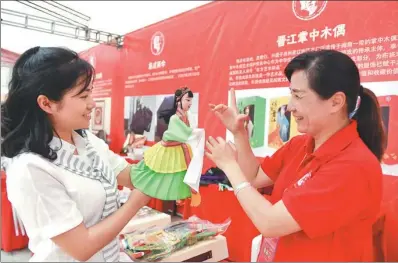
[124,92,199,142]
[121,1,397,175]
[80,45,121,98]
[80,45,123,145]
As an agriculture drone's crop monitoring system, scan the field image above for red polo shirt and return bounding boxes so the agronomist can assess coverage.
[260,121,383,261]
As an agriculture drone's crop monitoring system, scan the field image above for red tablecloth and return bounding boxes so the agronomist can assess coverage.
[1,171,29,252]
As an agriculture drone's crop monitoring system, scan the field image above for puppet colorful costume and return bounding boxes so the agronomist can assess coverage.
[130,89,203,206]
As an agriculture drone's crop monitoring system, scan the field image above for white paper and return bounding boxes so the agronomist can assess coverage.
[183,129,205,193]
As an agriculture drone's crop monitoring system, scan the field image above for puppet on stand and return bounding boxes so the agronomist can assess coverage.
[130,87,204,207]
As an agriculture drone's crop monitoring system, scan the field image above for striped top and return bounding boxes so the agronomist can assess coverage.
[4,131,129,262]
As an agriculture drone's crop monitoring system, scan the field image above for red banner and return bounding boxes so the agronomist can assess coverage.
[79,2,397,262]
[80,45,124,149]
[79,45,122,98]
[120,1,398,169]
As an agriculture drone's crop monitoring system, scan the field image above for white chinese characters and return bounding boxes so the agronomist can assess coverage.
[148,60,166,70]
[277,24,346,47]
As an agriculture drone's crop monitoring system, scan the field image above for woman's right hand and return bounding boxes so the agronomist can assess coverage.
[209,88,248,135]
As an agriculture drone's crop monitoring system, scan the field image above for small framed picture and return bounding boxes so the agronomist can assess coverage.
[92,100,105,131]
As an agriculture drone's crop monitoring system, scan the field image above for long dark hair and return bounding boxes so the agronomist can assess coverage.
[1,46,94,160]
[284,50,386,161]
[158,87,193,124]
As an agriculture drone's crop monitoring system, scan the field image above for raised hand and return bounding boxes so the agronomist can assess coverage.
[209,88,248,135]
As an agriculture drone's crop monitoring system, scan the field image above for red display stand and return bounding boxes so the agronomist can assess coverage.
[1,171,29,252]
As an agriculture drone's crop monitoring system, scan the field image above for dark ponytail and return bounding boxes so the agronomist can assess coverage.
[355,86,387,161]
[285,50,386,161]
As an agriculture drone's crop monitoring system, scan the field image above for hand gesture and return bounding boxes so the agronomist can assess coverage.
[205,136,237,170]
[209,88,248,135]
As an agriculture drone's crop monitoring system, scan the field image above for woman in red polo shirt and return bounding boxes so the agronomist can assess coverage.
[206,50,386,261]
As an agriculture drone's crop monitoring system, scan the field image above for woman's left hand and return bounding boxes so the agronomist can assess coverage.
[205,136,238,170]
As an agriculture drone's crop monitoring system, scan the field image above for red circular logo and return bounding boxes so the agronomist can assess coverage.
[151,32,165,56]
[292,0,327,21]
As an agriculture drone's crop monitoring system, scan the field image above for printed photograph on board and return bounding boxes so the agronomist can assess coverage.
[227,88,291,157]
[125,96,156,138]
[268,96,299,150]
[89,98,112,144]
[93,101,105,129]
[237,96,267,148]
[124,92,199,146]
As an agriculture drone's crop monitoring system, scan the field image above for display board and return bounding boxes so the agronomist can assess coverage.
[120,1,398,174]
[79,45,124,148]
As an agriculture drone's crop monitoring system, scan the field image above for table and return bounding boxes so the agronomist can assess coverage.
[119,235,229,262]
[120,206,171,235]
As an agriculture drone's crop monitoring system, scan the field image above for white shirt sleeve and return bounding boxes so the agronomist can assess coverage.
[6,155,84,239]
[85,131,129,177]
